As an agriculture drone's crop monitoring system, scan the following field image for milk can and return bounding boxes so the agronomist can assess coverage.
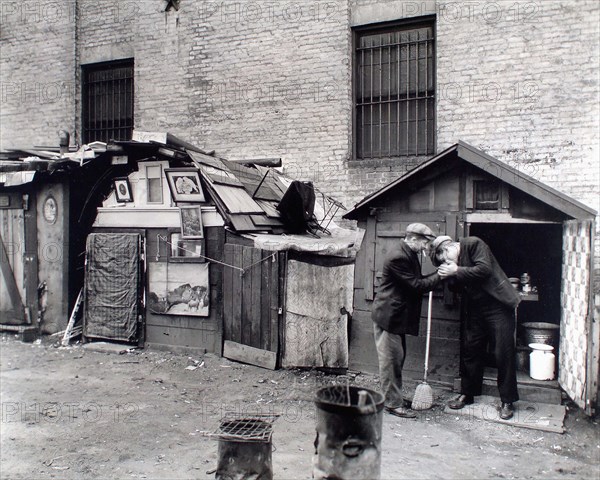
[529,343,555,380]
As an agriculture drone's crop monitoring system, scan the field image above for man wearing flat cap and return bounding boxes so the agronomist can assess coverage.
[372,223,441,418]
[430,235,520,420]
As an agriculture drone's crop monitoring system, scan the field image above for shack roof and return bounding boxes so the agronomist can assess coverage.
[343,141,596,221]
[2,132,350,241]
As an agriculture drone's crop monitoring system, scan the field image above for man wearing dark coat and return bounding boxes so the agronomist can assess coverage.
[372,223,440,418]
[431,235,521,420]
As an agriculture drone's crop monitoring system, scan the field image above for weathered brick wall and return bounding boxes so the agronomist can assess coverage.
[436,0,599,214]
[1,2,76,149]
[1,1,597,224]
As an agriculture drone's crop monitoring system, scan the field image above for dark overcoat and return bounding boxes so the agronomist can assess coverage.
[372,241,440,335]
[455,237,521,309]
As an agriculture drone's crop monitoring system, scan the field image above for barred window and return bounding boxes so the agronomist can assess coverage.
[82,59,134,144]
[355,21,435,159]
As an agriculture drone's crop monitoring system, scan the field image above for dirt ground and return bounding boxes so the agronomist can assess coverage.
[1,335,598,480]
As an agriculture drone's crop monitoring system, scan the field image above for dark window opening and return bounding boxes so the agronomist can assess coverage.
[82,59,134,144]
[474,180,500,210]
[355,20,435,159]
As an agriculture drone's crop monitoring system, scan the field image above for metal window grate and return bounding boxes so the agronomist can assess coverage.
[208,414,279,443]
[356,24,435,159]
[82,59,134,144]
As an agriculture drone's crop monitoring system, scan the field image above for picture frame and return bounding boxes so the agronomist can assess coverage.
[114,177,133,203]
[148,263,210,317]
[165,168,205,203]
[179,205,204,239]
[168,229,205,263]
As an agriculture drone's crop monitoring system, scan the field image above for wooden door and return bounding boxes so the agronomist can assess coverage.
[559,220,597,415]
[222,244,283,369]
[0,203,28,324]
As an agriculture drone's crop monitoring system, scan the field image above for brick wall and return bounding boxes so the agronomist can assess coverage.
[1,2,598,280]
[2,1,596,213]
[436,0,599,215]
[1,2,76,149]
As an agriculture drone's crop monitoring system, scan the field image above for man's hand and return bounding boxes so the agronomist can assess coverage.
[438,262,458,278]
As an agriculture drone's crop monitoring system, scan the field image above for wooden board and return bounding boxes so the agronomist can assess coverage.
[443,395,565,433]
[212,184,264,214]
[348,309,379,374]
[0,233,24,323]
[223,340,277,370]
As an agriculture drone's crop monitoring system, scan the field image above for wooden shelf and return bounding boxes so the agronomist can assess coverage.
[519,292,539,302]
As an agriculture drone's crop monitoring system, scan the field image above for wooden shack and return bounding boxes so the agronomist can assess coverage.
[86,132,359,368]
[344,141,598,414]
[0,149,113,339]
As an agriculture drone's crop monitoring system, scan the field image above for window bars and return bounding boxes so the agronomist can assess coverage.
[356,24,435,158]
[82,59,134,144]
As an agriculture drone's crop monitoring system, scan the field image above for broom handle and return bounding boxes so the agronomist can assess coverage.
[423,291,433,383]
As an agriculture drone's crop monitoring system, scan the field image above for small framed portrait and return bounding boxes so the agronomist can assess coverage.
[179,205,204,239]
[165,168,205,203]
[114,177,133,203]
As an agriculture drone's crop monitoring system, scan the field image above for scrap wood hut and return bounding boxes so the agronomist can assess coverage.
[344,141,598,416]
[1,133,361,369]
[0,142,152,339]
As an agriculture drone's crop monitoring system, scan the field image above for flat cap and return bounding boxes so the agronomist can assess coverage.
[405,223,436,240]
[430,235,453,252]
[429,235,453,266]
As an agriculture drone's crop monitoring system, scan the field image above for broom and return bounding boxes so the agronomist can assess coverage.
[411,291,434,410]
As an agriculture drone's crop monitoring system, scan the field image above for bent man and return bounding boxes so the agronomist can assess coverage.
[431,235,520,420]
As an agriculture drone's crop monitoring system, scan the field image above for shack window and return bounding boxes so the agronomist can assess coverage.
[146,165,163,204]
[474,180,500,210]
[82,59,134,144]
[355,19,435,159]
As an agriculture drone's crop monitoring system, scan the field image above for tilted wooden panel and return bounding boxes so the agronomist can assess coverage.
[212,184,264,214]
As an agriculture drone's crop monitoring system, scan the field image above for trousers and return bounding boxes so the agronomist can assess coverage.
[373,323,406,408]
[461,299,519,403]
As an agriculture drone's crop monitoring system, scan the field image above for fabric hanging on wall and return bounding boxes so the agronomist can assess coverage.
[83,233,140,342]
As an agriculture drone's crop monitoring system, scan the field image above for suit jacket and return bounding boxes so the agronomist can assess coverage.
[371,242,440,335]
[454,237,521,309]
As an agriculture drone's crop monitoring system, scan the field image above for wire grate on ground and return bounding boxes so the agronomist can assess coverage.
[206,413,280,443]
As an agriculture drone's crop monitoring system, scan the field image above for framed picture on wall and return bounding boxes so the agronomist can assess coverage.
[114,177,133,203]
[179,205,204,239]
[148,263,210,317]
[165,168,205,203]
[168,230,205,263]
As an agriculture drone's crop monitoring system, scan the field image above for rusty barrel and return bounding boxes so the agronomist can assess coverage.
[313,386,384,480]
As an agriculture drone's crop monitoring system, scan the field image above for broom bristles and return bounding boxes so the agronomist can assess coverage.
[411,382,434,410]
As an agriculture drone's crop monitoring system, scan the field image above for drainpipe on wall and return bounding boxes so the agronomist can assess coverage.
[37,281,48,328]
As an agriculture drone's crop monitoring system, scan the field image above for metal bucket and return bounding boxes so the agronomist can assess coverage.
[520,322,560,350]
[215,417,274,480]
[313,385,384,480]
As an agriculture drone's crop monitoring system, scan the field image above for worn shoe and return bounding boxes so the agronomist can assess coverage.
[385,406,417,418]
[447,394,474,410]
[499,402,514,420]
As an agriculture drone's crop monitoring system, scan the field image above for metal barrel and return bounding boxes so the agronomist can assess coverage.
[313,386,384,480]
[520,322,560,350]
[216,418,273,480]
